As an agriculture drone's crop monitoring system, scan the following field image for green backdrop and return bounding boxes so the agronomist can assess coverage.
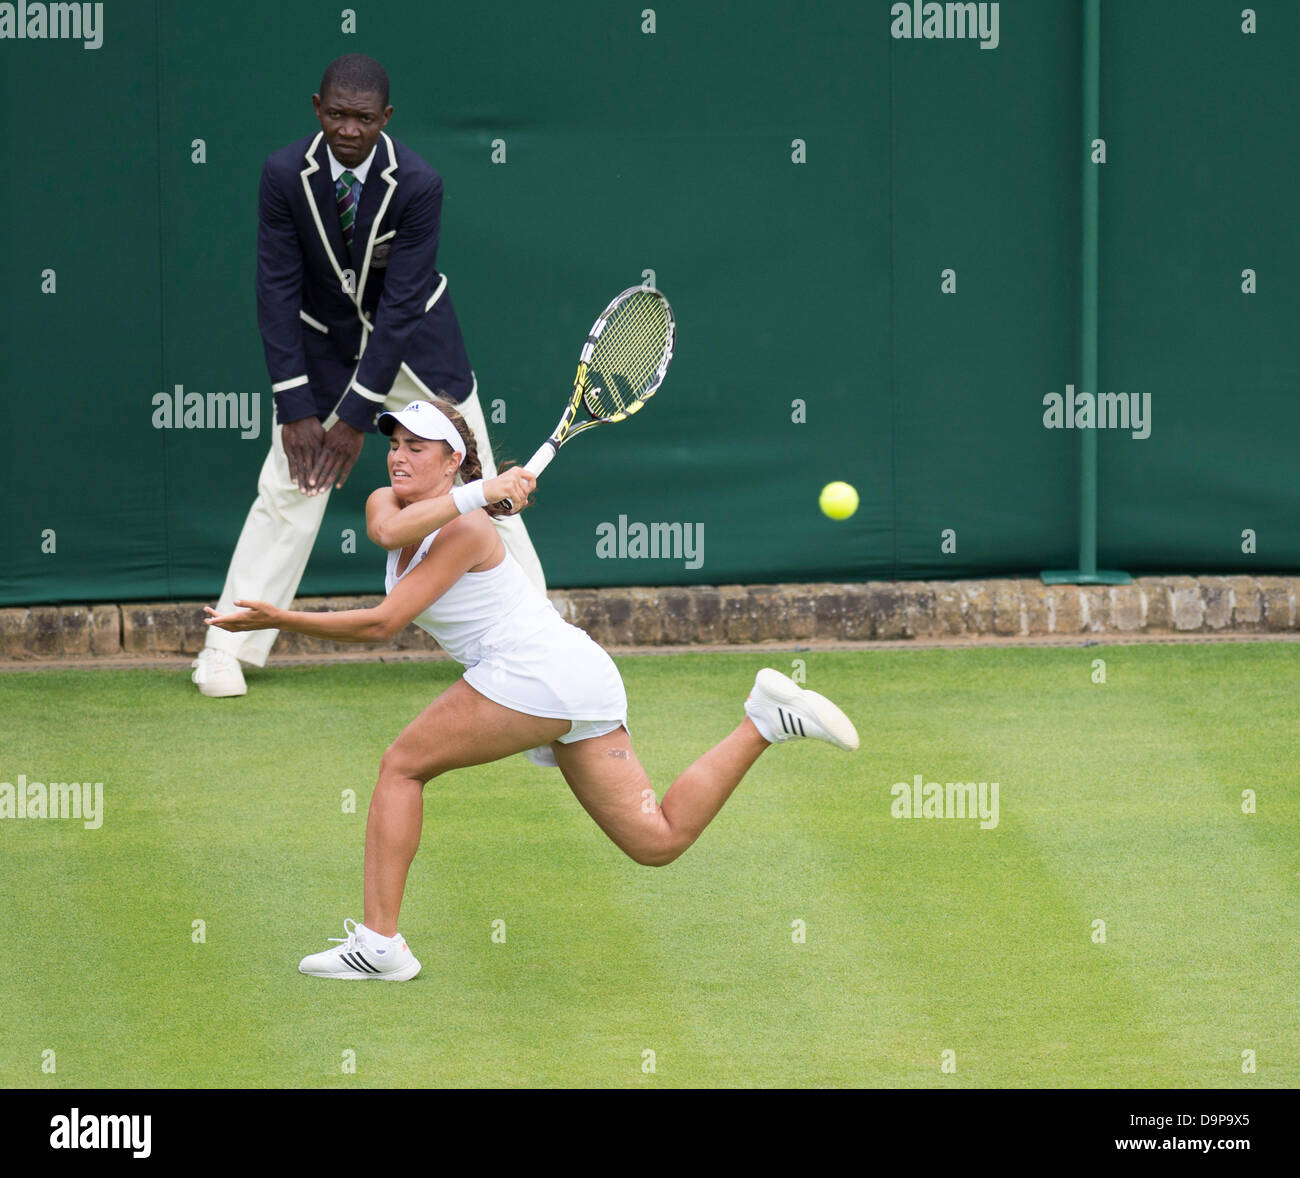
[3,1,1296,606]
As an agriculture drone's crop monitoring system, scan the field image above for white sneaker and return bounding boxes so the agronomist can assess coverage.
[744,668,859,751]
[298,918,421,981]
[191,648,247,698]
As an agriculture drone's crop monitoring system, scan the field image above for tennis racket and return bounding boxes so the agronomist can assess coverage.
[497,284,675,511]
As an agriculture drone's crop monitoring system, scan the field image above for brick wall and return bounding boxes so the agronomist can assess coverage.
[1,576,1295,661]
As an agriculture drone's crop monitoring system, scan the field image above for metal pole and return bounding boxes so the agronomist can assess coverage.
[1042,0,1129,585]
[1079,0,1100,577]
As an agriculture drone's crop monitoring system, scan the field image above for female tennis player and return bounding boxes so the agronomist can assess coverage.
[206,399,859,981]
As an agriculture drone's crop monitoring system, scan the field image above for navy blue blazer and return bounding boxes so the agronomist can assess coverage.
[256,131,473,430]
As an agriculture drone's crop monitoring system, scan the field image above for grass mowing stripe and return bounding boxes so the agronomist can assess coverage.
[828,711,1174,1087]
[1,645,1294,1087]
[885,643,1298,1087]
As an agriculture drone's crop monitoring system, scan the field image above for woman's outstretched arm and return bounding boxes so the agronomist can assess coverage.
[205,513,496,642]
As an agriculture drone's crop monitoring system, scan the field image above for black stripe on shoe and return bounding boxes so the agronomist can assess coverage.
[343,951,379,974]
[779,708,790,735]
[796,716,806,737]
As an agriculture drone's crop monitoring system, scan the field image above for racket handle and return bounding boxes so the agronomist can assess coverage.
[524,442,557,477]
[498,442,557,511]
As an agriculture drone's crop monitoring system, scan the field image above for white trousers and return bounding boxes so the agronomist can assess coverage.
[204,372,547,666]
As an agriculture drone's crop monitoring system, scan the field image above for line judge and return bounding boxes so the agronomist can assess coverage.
[193,54,545,697]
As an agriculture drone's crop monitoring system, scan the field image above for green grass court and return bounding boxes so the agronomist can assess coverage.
[2,644,1295,1088]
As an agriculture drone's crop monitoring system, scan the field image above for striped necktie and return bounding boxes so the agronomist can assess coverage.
[336,170,359,248]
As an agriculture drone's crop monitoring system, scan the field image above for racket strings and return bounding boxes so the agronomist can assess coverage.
[584,293,670,419]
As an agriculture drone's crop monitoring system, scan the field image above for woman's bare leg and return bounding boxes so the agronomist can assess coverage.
[364,679,570,935]
[553,718,769,867]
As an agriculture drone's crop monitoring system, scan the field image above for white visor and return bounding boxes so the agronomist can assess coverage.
[377,400,467,458]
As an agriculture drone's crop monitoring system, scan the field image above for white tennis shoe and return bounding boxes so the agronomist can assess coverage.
[191,648,247,698]
[744,668,859,752]
[299,918,422,981]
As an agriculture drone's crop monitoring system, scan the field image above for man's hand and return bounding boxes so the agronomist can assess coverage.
[308,420,366,494]
[281,417,326,495]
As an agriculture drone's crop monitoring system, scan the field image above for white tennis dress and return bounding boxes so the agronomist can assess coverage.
[385,529,627,733]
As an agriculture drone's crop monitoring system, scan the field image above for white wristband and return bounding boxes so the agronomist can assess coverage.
[451,480,488,515]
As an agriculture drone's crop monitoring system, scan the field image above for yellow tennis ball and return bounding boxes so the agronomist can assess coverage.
[819,481,858,520]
